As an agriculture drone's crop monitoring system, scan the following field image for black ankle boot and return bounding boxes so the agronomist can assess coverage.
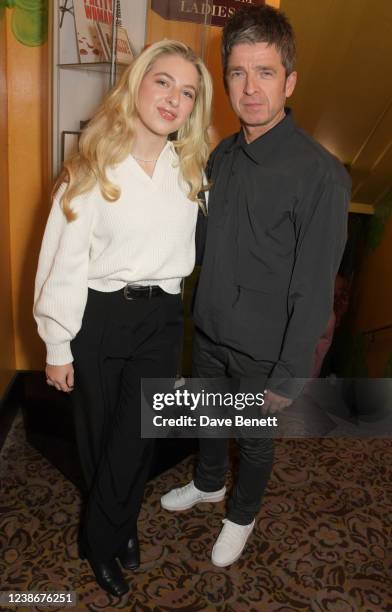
[87,556,129,596]
[117,533,140,570]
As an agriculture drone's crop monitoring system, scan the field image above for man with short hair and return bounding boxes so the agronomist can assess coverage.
[161,5,351,567]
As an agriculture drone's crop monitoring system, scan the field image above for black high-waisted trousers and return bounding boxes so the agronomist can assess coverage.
[71,287,183,561]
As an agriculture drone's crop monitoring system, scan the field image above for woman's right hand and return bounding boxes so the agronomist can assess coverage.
[46,363,74,393]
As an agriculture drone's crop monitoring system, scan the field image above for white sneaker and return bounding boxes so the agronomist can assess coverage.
[160,480,226,512]
[211,518,255,567]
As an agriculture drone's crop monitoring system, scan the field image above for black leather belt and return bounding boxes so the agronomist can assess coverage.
[123,284,164,300]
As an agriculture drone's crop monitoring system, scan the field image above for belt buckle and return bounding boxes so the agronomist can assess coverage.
[123,283,134,301]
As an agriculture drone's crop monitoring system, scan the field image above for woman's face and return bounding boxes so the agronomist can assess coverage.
[136,53,199,138]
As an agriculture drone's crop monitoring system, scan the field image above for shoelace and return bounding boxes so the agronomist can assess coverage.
[175,482,197,498]
[218,520,248,547]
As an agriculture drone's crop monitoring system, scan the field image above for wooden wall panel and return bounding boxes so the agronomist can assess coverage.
[6,10,50,370]
[0,16,16,397]
[147,9,208,54]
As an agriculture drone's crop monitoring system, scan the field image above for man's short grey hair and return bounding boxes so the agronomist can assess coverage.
[222,5,296,81]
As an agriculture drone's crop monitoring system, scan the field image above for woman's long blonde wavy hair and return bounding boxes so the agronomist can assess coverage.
[55,40,213,221]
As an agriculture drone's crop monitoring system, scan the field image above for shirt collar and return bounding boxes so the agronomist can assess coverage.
[228,108,296,164]
[165,139,176,154]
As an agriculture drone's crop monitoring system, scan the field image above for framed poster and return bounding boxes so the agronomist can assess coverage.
[61,130,80,163]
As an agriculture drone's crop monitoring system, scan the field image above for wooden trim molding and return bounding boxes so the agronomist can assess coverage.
[349,202,375,215]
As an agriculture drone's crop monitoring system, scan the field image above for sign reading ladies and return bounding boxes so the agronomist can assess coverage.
[151,0,265,27]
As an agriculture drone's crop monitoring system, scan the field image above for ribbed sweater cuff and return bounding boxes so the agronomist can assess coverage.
[46,342,74,366]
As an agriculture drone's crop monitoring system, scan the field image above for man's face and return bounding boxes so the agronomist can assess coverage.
[226,42,297,141]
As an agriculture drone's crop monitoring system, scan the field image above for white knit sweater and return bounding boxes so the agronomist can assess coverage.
[34,142,199,366]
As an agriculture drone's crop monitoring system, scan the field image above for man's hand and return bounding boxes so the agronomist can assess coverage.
[262,389,292,415]
[46,363,74,393]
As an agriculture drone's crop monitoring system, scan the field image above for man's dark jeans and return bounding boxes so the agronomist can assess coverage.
[192,328,275,525]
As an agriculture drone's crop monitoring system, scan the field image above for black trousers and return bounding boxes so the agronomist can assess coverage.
[193,328,274,525]
[71,287,183,561]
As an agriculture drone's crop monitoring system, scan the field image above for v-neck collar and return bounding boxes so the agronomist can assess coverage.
[129,140,175,184]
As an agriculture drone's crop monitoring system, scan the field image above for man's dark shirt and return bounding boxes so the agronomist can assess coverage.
[194,110,351,398]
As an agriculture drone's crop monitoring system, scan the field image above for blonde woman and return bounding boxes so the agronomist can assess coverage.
[34,40,212,596]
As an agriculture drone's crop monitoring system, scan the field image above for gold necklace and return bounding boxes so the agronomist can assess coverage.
[132,154,158,163]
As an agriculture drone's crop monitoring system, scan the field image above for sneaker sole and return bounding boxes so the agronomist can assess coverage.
[161,491,226,512]
[211,547,245,568]
[211,524,255,567]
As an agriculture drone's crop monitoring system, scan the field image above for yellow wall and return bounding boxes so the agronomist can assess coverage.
[5,10,50,372]
[0,15,16,396]
[353,216,392,376]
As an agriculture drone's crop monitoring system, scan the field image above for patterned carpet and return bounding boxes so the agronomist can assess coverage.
[1,412,392,611]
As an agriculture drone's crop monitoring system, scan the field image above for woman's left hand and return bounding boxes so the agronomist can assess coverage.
[46,363,74,393]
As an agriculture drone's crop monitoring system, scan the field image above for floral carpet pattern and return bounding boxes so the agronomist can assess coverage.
[1,413,392,611]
